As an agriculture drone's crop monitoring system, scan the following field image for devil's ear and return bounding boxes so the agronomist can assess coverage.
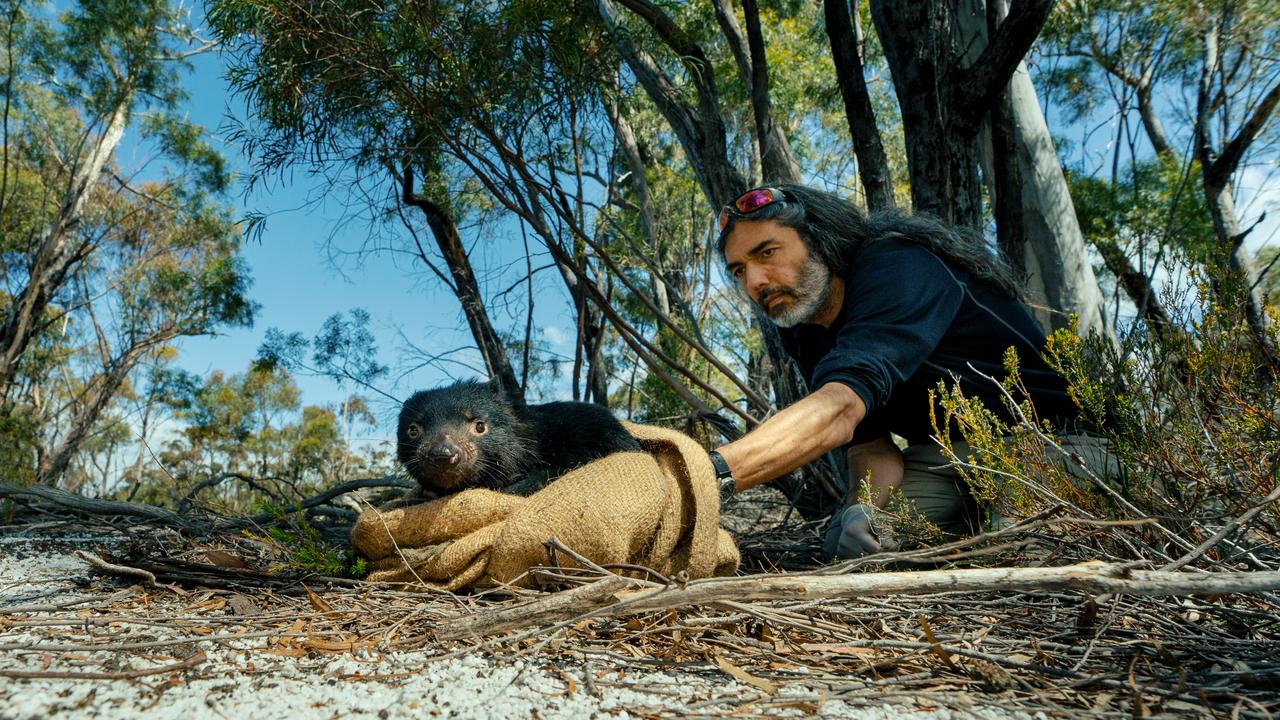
[486,376,526,408]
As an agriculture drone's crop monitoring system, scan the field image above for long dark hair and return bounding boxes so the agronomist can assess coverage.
[717,184,1022,298]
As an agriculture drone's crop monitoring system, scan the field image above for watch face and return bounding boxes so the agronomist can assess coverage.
[719,475,736,497]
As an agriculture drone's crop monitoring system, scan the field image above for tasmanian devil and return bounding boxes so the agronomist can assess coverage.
[396,380,641,497]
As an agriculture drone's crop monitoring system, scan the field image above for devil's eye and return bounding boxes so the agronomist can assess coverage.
[407,424,422,439]
[473,420,487,435]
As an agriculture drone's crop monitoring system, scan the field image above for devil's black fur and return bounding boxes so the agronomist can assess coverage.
[396,380,640,496]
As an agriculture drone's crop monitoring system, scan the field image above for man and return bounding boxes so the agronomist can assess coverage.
[706,184,1091,559]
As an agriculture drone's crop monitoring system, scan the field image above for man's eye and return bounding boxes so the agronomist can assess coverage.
[761,247,776,258]
[731,267,744,279]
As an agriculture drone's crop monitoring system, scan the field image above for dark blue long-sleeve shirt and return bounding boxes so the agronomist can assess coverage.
[778,240,1080,446]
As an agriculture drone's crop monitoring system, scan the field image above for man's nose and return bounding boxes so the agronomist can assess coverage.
[742,264,768,299]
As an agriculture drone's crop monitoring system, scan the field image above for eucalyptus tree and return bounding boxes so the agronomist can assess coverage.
[211,0,626,403]
[852,0,1110,335]
[210,0,771,422]
[1042,0,1279,361]
[0,1,254,486]
[0,0,234,394]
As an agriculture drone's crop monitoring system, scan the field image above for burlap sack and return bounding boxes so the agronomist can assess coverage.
[349,422,740,591]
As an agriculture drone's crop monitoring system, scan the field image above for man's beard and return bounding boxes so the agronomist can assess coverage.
[757,256,834,328]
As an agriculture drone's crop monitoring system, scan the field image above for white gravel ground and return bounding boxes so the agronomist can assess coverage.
[0,535,1031,720]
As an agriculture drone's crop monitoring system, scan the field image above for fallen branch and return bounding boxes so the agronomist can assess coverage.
[0,476,411,533]
[444,561,1280,638]
[436,575,634,641]
[74,551,156,586]
[0,481,196,528]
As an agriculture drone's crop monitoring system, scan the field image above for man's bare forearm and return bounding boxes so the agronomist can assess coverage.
[717,383,866,491]
[846,436,904,509]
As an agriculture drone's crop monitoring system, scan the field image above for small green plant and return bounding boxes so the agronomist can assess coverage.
[248,500,367,578]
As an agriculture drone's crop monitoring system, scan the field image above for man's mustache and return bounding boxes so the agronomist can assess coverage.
[756,286,795,308]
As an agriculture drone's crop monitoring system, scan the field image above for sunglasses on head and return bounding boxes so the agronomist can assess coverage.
[718,186,788,232]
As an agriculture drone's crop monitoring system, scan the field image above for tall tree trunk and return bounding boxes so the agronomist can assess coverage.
[738,0,801,183]
[873,0,1107,337]
[0,95,131,396]
[823,0,895,212]
[869,0,985,227]
[400,165,523,401]
[1000,65,1111,337]
[1194,23,1280,370]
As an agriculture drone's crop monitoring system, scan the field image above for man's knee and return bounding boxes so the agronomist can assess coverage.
[898,442,981,537]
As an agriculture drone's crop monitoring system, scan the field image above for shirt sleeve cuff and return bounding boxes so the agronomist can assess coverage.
[813,372,879,415]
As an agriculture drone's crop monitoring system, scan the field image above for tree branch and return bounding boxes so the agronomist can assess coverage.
[1209,79,1280,186]
[951,0,1055,134]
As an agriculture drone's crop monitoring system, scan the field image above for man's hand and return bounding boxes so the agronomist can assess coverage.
[822,503,898,559]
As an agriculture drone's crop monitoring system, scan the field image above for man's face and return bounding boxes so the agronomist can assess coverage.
[723,219,833,328]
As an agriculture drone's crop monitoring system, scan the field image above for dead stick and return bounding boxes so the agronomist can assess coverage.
[75,551,156,586]
[1161,483,1280,572]
[0,587,138,614]
[0,481,195,527]
[436,575,636,641]
[446,561,1280,638]
[0,651,206,679]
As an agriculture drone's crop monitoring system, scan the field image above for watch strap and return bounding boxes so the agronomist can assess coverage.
[707,450,732,480]
[708,450,736,501]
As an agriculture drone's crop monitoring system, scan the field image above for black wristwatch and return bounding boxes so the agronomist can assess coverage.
[708,450,736,501]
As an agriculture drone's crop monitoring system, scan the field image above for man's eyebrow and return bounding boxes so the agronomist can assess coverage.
[726,239,778,271]
[746,238,775,256]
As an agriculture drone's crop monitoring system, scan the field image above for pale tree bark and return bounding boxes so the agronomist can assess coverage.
[1194,22,1280,370]
[0,94,131,396]
[992,56,1111,338]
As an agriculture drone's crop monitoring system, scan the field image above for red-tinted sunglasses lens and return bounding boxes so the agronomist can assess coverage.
[735,188,780,213]
[719,188,784,231]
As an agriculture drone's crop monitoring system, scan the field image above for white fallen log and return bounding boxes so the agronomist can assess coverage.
[440,561,1280,639]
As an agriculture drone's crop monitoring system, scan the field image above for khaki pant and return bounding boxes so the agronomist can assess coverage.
[895,434,1120,537]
